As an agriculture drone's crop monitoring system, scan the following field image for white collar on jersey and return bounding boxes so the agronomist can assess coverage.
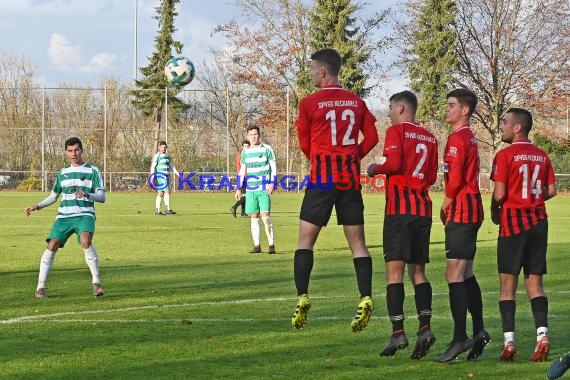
[402,121,422,128]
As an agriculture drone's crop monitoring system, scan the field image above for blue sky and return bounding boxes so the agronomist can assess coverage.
[0,0,231,85]
[0,0,405,97]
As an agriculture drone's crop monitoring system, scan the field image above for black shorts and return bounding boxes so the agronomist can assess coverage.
[299,185,364,227]
[445,221,482,260]
[497,219,548,275]
[383,215,432,264]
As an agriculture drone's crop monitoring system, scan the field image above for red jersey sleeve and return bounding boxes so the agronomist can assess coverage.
[358,106,379,159]
[444,133,466,199]
[373,125,402,175]
[295,98,311,159]
[427,138,439,186]
[490,151,508,184]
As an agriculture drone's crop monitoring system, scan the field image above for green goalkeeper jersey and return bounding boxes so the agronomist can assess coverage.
[52,163,104,220]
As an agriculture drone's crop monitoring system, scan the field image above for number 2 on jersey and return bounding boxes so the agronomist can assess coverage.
[412,143,428,180]
[326,109,355,146]
[519,163,542,199]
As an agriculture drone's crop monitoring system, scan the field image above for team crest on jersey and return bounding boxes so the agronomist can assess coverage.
[448,146,458,156]
[443,163,449,172]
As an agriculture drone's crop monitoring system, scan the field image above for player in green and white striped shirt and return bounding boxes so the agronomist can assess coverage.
[150,141,179,215]
[25,137,106,299]
[235,126,276,254]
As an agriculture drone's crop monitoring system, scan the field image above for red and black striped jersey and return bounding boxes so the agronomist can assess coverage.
[372,122,438,217]
[490,140,555,237]
[443,126,484,224]
[296,86,378,183]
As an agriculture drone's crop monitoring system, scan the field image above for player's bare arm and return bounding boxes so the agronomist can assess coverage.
[440,195,453,225]
[544,184,557,201]
[490,181,506,225]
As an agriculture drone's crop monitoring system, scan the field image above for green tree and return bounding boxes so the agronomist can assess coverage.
[132,0,187,154]
[534,133,570,190]
[409,0,457,125]
[308,0,370,97]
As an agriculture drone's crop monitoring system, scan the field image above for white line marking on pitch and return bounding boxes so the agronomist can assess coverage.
[0,297,296,324]
[2,314,569,325]
[2,295,569,325]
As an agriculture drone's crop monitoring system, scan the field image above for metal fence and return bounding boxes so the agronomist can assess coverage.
[0,85,297,192]
[2,86,569,193]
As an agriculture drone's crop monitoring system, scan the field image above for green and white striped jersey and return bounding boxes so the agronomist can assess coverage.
[241,143,276,190]
[52,163,104,219]
[151,153,174,173]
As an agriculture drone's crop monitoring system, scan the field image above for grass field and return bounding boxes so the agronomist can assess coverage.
[1,191,569,379]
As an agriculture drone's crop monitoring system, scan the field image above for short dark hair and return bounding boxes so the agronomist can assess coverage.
[241,139,250,146]
[246,125,260,134]
[447,88,478,116]
[310,48,342,77]
[507,107,533,135]
[65,137,83,150]
[159,141,167,146]
[389,91,418,114]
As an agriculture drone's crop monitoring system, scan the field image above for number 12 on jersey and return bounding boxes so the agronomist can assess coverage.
[326,109,356,146]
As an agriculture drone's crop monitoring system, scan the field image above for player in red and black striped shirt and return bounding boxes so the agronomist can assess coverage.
[296,74,378,185]
[437,89,490,363]
[490,108,556,362]
[291,48,379,332]
[367,91,438,358]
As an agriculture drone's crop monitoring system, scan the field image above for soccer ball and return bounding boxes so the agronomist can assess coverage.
[164,56,195,86]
